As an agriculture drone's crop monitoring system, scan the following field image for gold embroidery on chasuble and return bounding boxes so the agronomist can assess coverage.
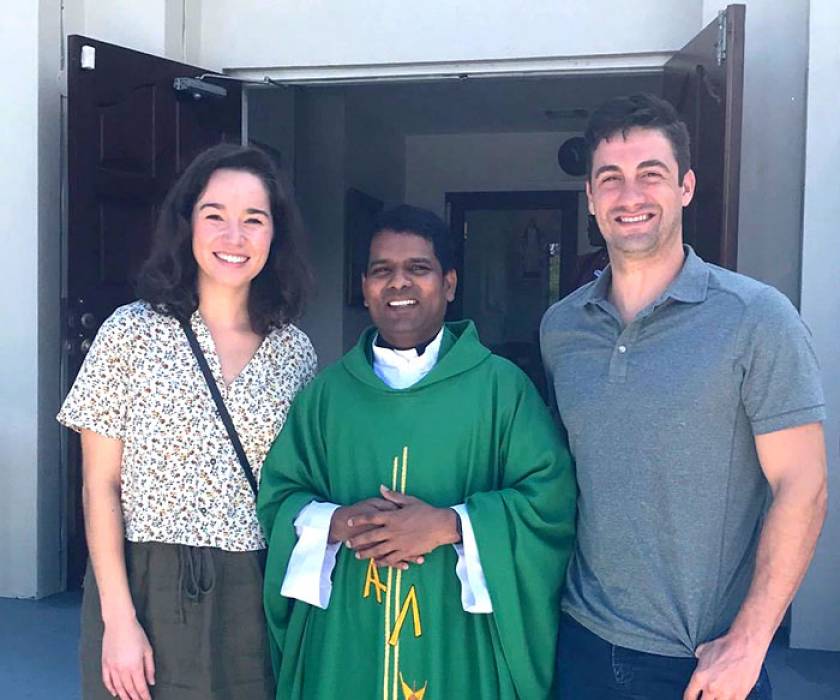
[358,447,429,699]
[400,674,428,700]
[388,585,422,646]
[363,558,387,604]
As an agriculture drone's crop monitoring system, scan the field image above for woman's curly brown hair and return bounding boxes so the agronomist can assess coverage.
[136,143,311,335]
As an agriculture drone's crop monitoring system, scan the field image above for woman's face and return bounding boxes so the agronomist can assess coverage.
[191,168,274,295]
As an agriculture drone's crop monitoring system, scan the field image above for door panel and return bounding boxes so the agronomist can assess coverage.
[664,4,745,269]
[64,35,242,588]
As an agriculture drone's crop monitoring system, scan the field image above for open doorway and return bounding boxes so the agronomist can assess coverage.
[246,71,664,367]
[246,0,744,369]
[447,190,579,399]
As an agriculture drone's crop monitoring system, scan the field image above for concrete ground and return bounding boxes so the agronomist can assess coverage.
[1,592,839,699]
[1,592,83,700]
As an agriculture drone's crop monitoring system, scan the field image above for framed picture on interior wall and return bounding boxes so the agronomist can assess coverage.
[345,188,384,306]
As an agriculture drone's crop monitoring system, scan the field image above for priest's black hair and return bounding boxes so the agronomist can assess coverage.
[368,204,456,273]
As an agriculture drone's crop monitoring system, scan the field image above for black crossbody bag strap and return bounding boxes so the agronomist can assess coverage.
[180,319,259,498]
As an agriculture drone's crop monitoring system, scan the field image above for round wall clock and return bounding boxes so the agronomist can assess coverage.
[557,136,587,177]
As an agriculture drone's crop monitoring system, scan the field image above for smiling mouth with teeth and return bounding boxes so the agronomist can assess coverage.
[388,299,417,307]
[215,252,249,264]
[617,213,654,224]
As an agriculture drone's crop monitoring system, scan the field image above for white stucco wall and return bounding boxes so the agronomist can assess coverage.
[69,0,201,63]
[792,0,840,652]
[199,0,702,71]
[0,1,42,598]
[83,0,167,55]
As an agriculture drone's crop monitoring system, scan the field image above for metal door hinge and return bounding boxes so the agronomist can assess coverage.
[716,10,728,66]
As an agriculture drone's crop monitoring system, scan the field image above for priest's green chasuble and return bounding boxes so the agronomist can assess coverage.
[258,321,576,699]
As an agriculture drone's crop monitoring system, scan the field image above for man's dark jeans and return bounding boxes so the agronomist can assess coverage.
[556,614,772,699]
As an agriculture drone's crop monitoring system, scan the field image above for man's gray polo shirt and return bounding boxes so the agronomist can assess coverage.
[540,246,825,657]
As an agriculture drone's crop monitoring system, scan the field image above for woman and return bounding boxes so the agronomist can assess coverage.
[58,144,316,700]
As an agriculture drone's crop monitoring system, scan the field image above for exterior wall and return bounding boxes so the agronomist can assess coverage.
[0,0,42,598]
[793,0,840,652]
[72,0,201,62]
[198,0,702,70]
[83,0,167,55]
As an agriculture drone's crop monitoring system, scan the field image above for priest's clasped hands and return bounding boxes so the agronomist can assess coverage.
[328,485,462,570]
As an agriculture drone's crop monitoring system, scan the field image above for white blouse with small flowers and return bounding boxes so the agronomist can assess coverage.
[57,301,317,551]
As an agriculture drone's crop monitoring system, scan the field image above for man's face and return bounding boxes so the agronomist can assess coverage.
[362,230,457,349]
[586,127,695,259]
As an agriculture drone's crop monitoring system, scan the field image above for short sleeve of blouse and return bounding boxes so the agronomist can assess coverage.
[57,305,135,439]
[300,332,318,385]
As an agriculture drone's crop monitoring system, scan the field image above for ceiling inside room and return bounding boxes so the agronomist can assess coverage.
[336,71,663,135]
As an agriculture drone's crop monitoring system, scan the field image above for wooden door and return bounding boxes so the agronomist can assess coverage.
[64,36,242,588]
[664,4,745,269]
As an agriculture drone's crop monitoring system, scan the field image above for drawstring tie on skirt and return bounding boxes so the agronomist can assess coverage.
[176,544,216,622]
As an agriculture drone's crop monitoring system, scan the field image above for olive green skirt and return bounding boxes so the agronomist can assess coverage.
[81,541,275,700]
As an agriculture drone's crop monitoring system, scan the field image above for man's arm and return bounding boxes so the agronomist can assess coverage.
[684,422,827,700]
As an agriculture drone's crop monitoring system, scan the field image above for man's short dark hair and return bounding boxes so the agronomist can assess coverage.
[368,204,456,272]
[584,93,692,183]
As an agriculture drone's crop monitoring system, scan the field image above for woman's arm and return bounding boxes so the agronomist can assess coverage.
[82,429,155,700]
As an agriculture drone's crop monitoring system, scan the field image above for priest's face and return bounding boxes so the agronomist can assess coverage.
[362,230,457,350]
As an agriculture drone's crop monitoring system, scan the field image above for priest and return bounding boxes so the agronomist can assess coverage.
[258,204,576,700]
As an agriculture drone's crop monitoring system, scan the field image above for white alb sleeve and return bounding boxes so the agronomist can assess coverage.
[280,501,342,608]
[450,504,493,613]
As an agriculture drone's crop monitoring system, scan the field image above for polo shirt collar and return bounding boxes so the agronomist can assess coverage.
[657,245,709,304]
[580,245,709,309]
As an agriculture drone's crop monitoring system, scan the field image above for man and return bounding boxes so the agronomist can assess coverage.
[258,205,576,699]
[541,93,827,700]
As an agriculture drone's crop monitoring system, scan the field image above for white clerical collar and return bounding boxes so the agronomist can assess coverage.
[371,326,445,390]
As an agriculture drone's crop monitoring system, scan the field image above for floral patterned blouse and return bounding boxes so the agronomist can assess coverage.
[57,301,317,551]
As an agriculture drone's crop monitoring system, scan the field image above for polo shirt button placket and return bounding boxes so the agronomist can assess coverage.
[609,341,629,383]
[609,322,639,383]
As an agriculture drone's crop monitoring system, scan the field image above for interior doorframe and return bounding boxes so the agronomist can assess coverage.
[445,190,580,320]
